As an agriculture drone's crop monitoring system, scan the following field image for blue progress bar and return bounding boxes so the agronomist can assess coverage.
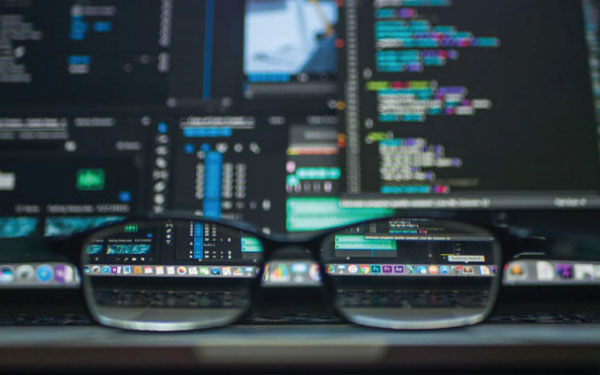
[193,222,204,260]
[203,151,222,219]
[183,127,232,138]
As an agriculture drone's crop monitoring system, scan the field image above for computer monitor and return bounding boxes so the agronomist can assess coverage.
[1,0,600,287]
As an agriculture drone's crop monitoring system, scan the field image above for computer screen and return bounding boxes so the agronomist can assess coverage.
[1,0,600,286]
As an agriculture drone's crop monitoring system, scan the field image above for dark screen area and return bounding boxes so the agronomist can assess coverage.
[1,0,599,240]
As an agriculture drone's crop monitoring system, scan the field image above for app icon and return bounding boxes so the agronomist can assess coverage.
[417,266,428,275]
[155,266,165,275]
[491,265,499,275]
[536,261,554,281]
[234,267,244,276]
[291,262,308,273]
[271,264,290,282]
[244,266,256,277]
[102,266,111,274]
[166,266,175,275]
[123,266,132,275]
[177,266,187,275]
[359,265,370,274]
[15,265,34,281]
[308,264,320,282]
[133,266,142,274]
[111,266,119,275]
[91,265,101,274]
[144,266,153,275]
[54,265,74,283]
[428,265,439,275]
[371,265,381,274]
[406,265,416,274]
[327,265,336,274]
[0,267,14,283]
[188,267,199,276]
[556,263,573,279]
[393,265,404,274]
[508,263,525,276]
[199,267,210,276]
[574,264,594,280]
[337,264,347,273]
[479,266,490,276]
[382,265,393,274]
[64,266,75,282]
[83,266,90,274]
[222,267,232,276]
[36,265,53,283]
[348,265,359,274]
[463,266,474,274]
[504,262,528,281]
[595,265,600,279]
[439,265,450,275]
[210,267,221,276]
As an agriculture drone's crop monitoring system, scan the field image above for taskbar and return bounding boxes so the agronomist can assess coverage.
[504,260,600,285]
[84,264,260,278]
[83,262,497,279]
[5,260,600,287]
[0,263,79,288]
[325,263,497,277]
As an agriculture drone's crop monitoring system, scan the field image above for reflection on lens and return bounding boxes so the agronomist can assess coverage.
[321,218,501,329]
[81,220,263,331]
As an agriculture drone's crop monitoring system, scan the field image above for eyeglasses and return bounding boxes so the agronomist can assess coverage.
[46,215,503,331]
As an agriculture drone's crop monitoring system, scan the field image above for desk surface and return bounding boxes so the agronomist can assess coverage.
[0,324,600,371]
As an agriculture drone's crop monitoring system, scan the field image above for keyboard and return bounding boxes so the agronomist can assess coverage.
[1,312,600,326]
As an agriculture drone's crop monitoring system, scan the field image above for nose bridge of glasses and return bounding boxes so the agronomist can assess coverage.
[265,245,315,261]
